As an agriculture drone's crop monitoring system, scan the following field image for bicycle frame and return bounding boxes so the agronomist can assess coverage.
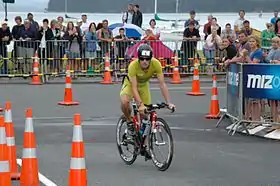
[131,99,158,134]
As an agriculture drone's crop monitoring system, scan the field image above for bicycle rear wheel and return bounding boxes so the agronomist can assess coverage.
[148,117,174,171]
[116,115,138,165]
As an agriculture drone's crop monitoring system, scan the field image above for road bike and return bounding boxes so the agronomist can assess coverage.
[116,100,175,171]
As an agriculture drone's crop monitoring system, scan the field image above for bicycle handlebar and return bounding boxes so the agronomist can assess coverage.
[144,102,175,113]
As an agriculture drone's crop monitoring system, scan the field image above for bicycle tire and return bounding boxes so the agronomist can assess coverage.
[148,117,174,171]
[116,115,138,165]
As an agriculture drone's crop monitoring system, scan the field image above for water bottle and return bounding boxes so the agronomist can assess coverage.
[140,119,148,135]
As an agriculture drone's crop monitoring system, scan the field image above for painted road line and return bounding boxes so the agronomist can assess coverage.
[22,122,214,132]
[16,159,58,186]
[28,114,187,122]
[150,86,225,90]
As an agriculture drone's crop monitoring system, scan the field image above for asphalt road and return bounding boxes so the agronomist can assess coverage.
[0,82,279,186]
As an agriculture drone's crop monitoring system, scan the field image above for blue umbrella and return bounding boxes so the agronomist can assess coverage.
[108,23,144,38]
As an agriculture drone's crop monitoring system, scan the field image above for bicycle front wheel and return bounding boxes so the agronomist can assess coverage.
[148,117,174,171]
[116,115,138,165]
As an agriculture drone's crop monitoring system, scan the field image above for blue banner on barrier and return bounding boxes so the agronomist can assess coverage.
[226,63,241,117]
[243,64,280,100]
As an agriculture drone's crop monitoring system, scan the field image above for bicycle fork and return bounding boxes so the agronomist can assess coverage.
[151,113,166,146]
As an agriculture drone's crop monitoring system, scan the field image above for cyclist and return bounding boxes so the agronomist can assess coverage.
[120,44,175,159]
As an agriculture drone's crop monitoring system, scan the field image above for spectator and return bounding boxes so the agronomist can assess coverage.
[80,13,90,35]
[207,17,221,36]
[234,10,246,35]
[203,28,222,65]
[225,31,250,64]
[226,40,249,66]
[181,21,200,66]
[85,22,97,59]
[76,20,83,36]
[57,16,66,32]
[114,28,130,59]
[275,18,280,37]
[261,23,276,49]
[48,19,63,73]
[220,36,237,62]
[237,30,251,53]
[122,4,134,24]
[264,36,280,63]
[203,15,213,40]
[132,4,142,28]
[143,29,157,40]
[85,22,97,71]
[98,19,113,57]
[243,35,263,123]
[0,21,12,74]
[37,18,57,72]
[271,10,279,25]
[17,19,37,74]
[27,13,39,31]
[242,20,254,36]
[184,10,200,30]
[148,19,160,40]
[11,16,24,71]
[12,16,24,40]
[63,21,83,70]
[221,23,236,41]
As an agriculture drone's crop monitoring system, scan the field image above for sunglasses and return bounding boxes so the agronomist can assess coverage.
[139,57,151,61]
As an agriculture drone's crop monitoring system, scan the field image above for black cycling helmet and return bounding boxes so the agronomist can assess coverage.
[137,44,153,60]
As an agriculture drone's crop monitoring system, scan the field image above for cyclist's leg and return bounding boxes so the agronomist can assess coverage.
[120,83,136,136]
[138,85,152,159]
[120,83,133,121]
[138,84,152,120]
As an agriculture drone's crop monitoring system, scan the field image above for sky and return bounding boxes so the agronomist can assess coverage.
[0,0,49,12]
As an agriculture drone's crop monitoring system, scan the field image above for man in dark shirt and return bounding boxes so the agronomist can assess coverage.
[114,28,130,59]
[132,4,143,28]
[181,21,200,66]
[184,10,200,30]
[17,19,37,74]
[0,21,12,74]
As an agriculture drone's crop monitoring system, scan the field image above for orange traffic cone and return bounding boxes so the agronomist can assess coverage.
[20,108,39,186]
[100,53,113,84]
[186,60,205,96]
[4,101,20,180]
[30,51,43,85]
[0,115,12,186]
[69,114,87,186]
[171,54,182,84]
[205,75,220,119]
[58,65,79,106]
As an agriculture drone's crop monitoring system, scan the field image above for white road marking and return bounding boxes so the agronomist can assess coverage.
[150,86,225,90]
[27,122,214,132]
[16,159,58,186]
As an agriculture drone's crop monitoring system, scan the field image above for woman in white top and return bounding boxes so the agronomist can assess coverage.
[149,19,160,40]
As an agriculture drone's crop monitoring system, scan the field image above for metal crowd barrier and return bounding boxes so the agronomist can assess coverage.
[217,63,280,139]
[0,39,272,83]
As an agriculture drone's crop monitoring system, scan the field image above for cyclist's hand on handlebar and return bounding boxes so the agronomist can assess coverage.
[138,104,147,115]
[167,103,176,112]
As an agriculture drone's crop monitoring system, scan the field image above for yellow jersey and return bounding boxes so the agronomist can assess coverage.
[125,57,163,85]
